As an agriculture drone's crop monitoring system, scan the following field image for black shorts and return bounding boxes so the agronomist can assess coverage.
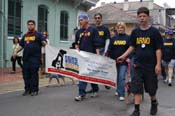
[131,67,158,96]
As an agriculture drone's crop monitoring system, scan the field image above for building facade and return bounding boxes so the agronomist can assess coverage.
[0,0,99,67]
[112,1,175,32]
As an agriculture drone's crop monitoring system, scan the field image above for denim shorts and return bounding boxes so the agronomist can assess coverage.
[162,59,175,68]
[131,67,158,96]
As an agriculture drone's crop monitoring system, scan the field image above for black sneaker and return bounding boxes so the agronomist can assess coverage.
[105,86,111,90]
[130,110,140,116]
[168,82,172,87]
[31,92,38,96]
[22,91,31,96]
[150,102,158,115]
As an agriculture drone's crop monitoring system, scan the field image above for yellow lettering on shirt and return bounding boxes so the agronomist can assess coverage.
[24,36,36,42]
[80,32,91,38]
[136,37,150,45]
[98,31,104,36]
[164,43,173,46]
[80,33,84,38]
[113,40,126,45]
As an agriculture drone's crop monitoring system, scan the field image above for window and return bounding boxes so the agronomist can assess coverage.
[60,11,69,41]
[8,0,21,36]
[38,5,48,32]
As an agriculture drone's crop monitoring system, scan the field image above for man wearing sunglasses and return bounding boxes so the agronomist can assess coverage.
[93,13,111,91]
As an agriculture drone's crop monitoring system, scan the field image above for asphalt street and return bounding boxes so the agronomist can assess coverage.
[0,79,175,116]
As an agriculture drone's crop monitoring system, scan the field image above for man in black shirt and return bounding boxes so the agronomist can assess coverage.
[74,13,100,101]
[117,7,163,116]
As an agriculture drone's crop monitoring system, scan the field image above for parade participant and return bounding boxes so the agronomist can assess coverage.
[106,22,129,101]
[13,20,47,96]
[162,29,175,86]
[93,13,111,91]
[117,7,163,116]
[74,13,100,101]
[109,27,117,38]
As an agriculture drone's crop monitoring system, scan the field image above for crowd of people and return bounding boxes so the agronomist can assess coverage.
[11,6,175,116]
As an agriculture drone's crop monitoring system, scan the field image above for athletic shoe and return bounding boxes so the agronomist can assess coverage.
[150,101,158,115]
[168,78,172,86]
[74,95,86,101]
[22,91,31,96]
[91,92,98,98]
[115,92,118,96]
[105,86,111,89]
[31,92,38,96]
[130,110,140,116]
[119,97,125,101]
[163,78,168,83]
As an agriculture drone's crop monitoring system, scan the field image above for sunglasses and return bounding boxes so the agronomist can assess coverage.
[95,17,101,19]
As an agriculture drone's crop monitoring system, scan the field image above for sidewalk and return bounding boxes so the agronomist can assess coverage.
[0,68,23,84]
[0,68,75,94]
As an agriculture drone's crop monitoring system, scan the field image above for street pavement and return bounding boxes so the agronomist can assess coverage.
[0,77,175,116]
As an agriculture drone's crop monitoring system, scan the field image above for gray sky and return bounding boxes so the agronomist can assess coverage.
[96,0,175,8]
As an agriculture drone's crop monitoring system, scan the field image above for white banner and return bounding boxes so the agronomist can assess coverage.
[45,45,117,88]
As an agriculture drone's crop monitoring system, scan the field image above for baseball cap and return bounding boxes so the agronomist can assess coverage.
[167,29,174,35]
[78,13,89,21]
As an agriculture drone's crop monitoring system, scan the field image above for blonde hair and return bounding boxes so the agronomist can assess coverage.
[116,22,126,31]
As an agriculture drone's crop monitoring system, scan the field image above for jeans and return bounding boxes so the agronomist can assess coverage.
[99,47,105,55]
[78,81,88,96]
[116,64,127,97]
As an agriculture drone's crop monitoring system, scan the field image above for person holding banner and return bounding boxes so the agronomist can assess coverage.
[106,22,129,101]
[13,20,47,96]
[117,7,163,116]
[93,13,111,90]
[74,13,100,101]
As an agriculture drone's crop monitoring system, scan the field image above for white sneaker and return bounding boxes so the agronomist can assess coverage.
[168,78,172,86]
[119,97,125,101]
[74,95,85,101]
[115,92,118,96]
[91,92,98,98]
[163,78,168,83]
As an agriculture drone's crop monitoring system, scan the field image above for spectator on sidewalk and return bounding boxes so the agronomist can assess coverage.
[117,7,163,116]
[41,31,49,75]
[13,20,47,96]
[11,36,23,74]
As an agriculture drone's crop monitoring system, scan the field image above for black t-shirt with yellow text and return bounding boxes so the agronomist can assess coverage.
[75,26,100,53]
[96,25,110,48]
[20,31,46,66]
[162,38,175,62]
[130,26,163,71]
[107,34,130,65]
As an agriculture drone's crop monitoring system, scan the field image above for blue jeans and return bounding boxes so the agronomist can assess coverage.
[116,64,127,97]
[78,81,88,96]
[99,47,105,55]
